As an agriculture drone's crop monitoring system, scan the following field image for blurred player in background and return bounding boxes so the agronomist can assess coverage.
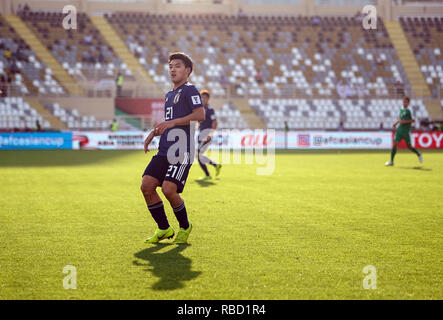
[386,96,423,166]
[141,52,205,244]
[197,90,222,180]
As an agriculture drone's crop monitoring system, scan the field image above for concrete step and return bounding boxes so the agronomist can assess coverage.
[4,14,84,96]
[424,100,443,121]
[385,20,431,98]
[25,98,68,130]
[233,99,266,129]
[90,16,154,85]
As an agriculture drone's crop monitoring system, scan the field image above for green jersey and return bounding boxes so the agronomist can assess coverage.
[397,108,412,133]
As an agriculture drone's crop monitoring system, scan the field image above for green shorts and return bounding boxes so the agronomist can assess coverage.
[394,129,411,145]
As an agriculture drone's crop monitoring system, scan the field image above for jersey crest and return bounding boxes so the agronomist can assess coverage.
[173,89,183,104]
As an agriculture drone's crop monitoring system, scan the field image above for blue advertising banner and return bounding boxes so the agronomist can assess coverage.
[0,132,73,150]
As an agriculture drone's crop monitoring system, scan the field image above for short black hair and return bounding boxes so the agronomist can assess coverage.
[168,52,193,75]
[404,96,410,102]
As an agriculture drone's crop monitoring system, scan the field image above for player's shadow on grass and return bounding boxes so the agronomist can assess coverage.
[194,179,216,187]
[398,166,432,171]
[133,244,201,291]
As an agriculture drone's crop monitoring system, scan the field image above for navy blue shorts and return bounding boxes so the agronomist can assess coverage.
[142,152,192,194]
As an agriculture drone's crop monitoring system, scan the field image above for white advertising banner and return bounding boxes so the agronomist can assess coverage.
[284,131,392,149]
[72,131,156,150]
[72,130,392,150]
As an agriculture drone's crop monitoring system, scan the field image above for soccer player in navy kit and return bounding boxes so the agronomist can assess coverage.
[141,52,205,244]
[197,90,222,180]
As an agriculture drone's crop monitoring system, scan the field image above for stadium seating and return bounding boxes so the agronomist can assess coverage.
[400,17,443,98]
[250,98,429,129]
[43,102,112,130]
[105,13,410,100]
[216,102,249,129]
[0,97,51,130]
[3,9,438,131]
[19,10,130,81]
[0,14,64,96]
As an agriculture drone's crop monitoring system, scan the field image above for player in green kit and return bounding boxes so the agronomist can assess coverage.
[385,96,423,166]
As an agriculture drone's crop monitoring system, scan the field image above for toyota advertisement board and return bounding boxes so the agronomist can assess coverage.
[396,131,443,149]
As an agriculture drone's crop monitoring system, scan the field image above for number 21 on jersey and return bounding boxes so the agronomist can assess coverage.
[165,106,173,120]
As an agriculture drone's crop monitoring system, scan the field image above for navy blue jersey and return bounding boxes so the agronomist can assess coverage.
[158,82,203,156]
[199,105,216,131]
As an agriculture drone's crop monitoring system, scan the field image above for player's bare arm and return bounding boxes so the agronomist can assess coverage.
[154,107,205,134]
[144,128,162,153]
[144,130,160,153]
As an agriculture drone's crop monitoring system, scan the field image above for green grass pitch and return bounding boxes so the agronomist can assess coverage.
[0,149,442,299]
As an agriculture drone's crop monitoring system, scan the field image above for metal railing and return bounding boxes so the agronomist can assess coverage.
[0,113,424,132]
[0,82,436,100]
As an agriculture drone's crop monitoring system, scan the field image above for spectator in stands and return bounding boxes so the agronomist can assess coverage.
[98,52,105,63]
[338,120,344,131]
[284,121,289,132]
[116,72,123,97]
[337,80,347,99]
[220,74,228,91]
[0,74,7,97]
[16,5,23,16]
[4,48,12,60]
[255,69,263,84]
[82,50,91,63]
[354,11,365,23]
[111,119,118,132]
[15,48,27,62]
[345,82,354,98]
[159,50,168,64]
[35,120,42,132]
[84,34,92,44]
[238,7,245,19]
[376,56,383,65]
[89,50,97,64]
[312,17,320,26]
[357,83,367,98]
[10,59,19,74]
[379,122,384,131]
[395,80,405,99]
[19,3,30,18]
[420,118,431,131]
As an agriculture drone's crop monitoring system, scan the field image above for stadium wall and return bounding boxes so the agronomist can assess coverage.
[3,0,443,20]
[39,97,115,119]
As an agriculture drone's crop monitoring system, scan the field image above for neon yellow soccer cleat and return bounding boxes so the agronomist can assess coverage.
[144,226,174,244]
[215,164,222,177]
[198,175,212,180]
[173,222,193,244]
